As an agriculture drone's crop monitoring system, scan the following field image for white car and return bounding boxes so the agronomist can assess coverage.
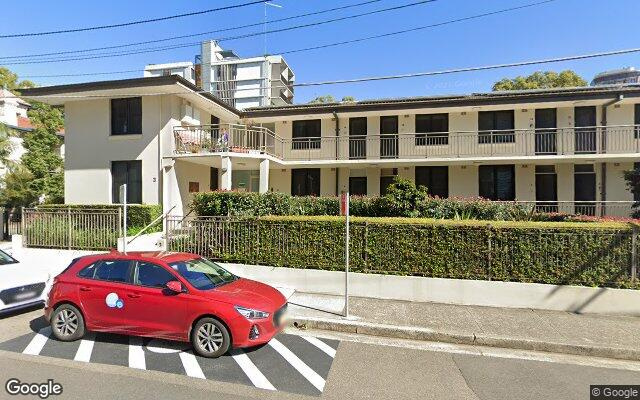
[0,249,52,314]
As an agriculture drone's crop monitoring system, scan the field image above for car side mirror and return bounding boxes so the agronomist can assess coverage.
[166,281,184,293]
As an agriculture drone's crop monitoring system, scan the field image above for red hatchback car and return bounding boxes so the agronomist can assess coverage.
[44,251,287,358]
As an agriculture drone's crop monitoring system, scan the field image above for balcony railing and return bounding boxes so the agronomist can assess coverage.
[173,124,640,161]
[515,201,636,218]
[174,124,279,156]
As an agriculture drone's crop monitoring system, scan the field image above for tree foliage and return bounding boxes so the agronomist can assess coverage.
[0,67,35,91]
[492,70,587,91]
[0,165,39,207]
[308,95,357,104]
[20,102,64,204]
[0,123,15,168]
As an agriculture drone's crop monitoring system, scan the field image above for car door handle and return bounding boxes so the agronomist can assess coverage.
[127,293,141,298]
[79,287,92,292]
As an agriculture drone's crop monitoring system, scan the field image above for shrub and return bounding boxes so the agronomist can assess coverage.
[191,190,530,221]
[168,216,638,289]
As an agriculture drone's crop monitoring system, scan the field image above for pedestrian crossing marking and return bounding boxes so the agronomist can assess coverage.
[179,351,206,379]
[22,327,51,356]
[269,338,326,392]
[73,333,95,362]
[2,331,339,396]
[302,336,337,358]
[128,336,146,370]
[231,349,276,391]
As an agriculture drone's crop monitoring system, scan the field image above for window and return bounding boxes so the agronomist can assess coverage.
[292,120,321,150]
[78,262,98,278]
[535,165,558,212]
[0,249,18,265]
[415,166,448,198]
[349,117,367,159]
[111,97,142,135]
[415,114,448,146]
[574,164,596,216]
[112,160,142,204]
[379,168,398,196]
[93,260,132,283]
[169,258,236,290]
[291,168,320,196]
[210,167,219,191]
[479,165,515,201]
[135,262,177,288]
[635,104,640,139]
[349,177,367,196]
[478,111,515,143]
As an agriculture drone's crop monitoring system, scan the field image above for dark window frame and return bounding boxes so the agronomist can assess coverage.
[415,114,449,146]
[292,119,321,150]
[111,97,142,136]
[349,176,367,196]
[415,166,449,198]
[291,168,321,196]
[111,160,142,204]
[478,110,515,144]
[478,165,515,201]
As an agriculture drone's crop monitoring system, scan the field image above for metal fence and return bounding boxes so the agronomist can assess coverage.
[515,201,636,218]
[22,208,121,250]
[166,216,639,289]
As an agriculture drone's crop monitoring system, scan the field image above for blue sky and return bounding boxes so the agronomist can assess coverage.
[1,0,639,103]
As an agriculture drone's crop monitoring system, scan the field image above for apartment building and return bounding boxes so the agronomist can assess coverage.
[144,41,295,111]
[20,75,640,217]
[199,40,295,110]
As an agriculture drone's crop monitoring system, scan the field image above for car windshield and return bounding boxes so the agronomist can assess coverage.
[0,249,18,265]
[169,258,236,290]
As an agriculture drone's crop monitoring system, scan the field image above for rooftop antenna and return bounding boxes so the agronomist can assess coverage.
[264,1,282,56]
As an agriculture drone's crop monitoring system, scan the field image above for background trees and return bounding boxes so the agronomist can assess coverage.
[492,70,587,91]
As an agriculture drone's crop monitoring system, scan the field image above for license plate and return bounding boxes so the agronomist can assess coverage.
[13,291,37,301]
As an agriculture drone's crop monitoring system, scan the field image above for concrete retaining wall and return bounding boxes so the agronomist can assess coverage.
[222,263,640,316]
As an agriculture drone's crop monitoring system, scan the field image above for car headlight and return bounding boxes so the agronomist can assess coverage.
[234,305,269,320]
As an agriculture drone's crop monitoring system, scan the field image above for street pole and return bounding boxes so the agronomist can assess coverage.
[342,191,350,318]
[120,184,127,255]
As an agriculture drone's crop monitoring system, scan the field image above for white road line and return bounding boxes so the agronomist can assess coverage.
[231,350,276,391]
[269,338,325,392]
[128,336,146,370]
[73,333,95,362]
[23,327,51,355]
[179,351,206,379]
[301,336,336,358]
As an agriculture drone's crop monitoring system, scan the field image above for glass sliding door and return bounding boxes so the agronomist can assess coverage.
[535,109,557,154]
[575,106,597,153]
[349,117,367,159]
[380,116,398,159]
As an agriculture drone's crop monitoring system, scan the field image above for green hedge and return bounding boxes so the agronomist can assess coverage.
[169,216,638,289]
[191,190,531,221]
[36,204,162,234]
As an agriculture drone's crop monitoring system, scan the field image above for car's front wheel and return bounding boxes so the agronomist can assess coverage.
[191,317,230,358]
[51,304,85,342]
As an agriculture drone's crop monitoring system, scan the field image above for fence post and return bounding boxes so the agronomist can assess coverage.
[67,207,72,250]
[632,226,638,285]
[20,207,25,245]
[118,207,122,248]
[487,226,493,281]
[363,221,369,271]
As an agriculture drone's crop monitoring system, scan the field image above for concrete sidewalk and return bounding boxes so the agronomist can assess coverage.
[286,292,640,361]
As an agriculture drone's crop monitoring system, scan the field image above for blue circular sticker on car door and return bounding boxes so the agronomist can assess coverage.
[105,292,123,309]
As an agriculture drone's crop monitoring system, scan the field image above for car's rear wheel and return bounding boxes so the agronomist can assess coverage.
[51,304,85,342]
[191,317,230,358]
